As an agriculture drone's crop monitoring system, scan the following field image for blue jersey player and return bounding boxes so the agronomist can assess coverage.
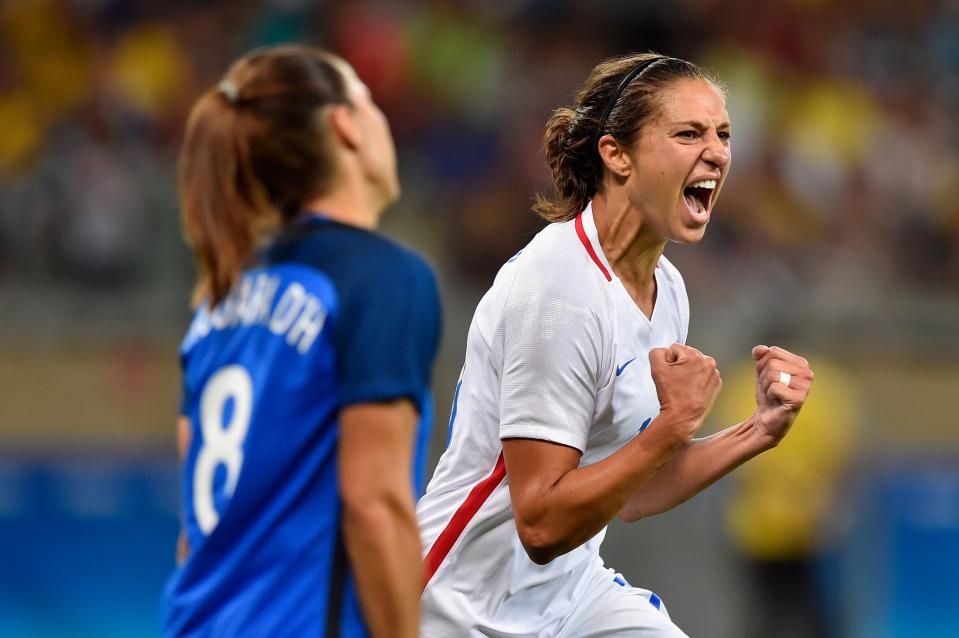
[161,46,440,638]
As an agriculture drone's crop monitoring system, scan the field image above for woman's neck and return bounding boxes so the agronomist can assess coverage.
[301,194,378,229]
[591,192,665,318]
[301,171,383,230]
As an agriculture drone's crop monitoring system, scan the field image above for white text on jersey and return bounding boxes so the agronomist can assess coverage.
[184,273,328,355]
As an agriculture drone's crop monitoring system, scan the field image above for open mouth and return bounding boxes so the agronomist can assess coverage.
[683,179,716,218]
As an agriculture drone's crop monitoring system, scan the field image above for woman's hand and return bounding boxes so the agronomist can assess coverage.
[751,345,814,445]
[649,343,724,446]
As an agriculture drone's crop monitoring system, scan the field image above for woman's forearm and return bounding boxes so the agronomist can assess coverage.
[339,401,421,637]
[343,495,421,638]
[617,415,775,522]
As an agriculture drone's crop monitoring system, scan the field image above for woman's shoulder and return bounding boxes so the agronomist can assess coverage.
[498,219,611,308]
[273,220,438,290]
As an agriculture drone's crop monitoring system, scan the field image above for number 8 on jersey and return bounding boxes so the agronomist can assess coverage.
[193,365,254,534]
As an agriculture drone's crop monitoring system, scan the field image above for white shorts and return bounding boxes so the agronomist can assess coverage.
[421,563,688,638]
[559,568,689,638]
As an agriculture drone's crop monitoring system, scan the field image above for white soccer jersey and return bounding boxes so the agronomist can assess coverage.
[417,203,690,637]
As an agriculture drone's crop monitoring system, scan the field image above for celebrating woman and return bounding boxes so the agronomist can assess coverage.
[417,52,813,637]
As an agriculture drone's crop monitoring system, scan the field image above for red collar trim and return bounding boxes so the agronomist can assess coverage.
[575,211,612,282]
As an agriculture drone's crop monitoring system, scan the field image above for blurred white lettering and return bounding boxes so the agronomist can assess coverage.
[183,274,326,355]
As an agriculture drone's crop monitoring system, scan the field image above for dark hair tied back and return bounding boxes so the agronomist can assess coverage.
[180,45,351,308]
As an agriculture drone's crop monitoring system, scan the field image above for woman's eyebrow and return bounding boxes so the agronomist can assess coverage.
[672,119,731,130]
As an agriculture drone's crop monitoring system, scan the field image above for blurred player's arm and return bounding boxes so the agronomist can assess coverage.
[176,415,191,565]
[339,399,421,638]
[618,345,814,522]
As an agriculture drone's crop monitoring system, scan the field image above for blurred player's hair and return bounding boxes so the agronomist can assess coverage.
[534,52,723,222]
[179,45,350,307]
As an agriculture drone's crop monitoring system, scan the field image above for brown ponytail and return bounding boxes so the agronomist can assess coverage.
[533,106,603,223]
[179,45,350,307]
[534,52,722,222]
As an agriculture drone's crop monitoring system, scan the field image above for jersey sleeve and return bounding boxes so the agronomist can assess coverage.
[333,251,441,410]
[495,259,606,453]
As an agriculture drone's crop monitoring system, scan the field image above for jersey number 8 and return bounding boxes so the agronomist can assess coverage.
[193,365,253,535]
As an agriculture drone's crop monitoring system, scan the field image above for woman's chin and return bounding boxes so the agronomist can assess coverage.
[671,224,708,244]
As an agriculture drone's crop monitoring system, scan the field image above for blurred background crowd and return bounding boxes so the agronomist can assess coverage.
[1,0,957,636]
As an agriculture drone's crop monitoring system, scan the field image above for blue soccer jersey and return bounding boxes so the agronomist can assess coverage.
[161,216,441,637]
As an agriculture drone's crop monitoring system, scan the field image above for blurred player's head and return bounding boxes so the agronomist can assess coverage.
[535,53,730,243]
[179,45,399,307]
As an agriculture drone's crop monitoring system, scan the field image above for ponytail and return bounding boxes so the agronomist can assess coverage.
[178,46,349,308]
[179,91,277,307]
[533,107,601,223]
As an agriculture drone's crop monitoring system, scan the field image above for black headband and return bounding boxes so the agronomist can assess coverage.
[592,56,671,153]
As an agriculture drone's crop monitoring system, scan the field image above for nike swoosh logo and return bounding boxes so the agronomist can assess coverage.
[615,357,637,376]
[637,417,652,435]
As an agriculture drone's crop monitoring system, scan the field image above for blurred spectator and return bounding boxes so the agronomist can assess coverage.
[714,357,861,638]
[1,0,956,302]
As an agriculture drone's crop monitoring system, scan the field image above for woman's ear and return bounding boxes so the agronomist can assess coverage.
[597,134,632,178]
[328,104,360,151]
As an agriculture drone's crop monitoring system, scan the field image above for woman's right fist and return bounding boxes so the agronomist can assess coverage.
[648,344,722,442]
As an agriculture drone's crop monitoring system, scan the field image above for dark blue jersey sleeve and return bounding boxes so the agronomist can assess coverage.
[334,249,441,410]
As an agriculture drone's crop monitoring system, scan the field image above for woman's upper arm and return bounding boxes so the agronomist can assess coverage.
[501,438,581,521]
[338,399,419,505]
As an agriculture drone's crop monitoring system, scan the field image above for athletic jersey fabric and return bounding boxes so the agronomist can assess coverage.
[161,215,441,638]
[417,203,689,637]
